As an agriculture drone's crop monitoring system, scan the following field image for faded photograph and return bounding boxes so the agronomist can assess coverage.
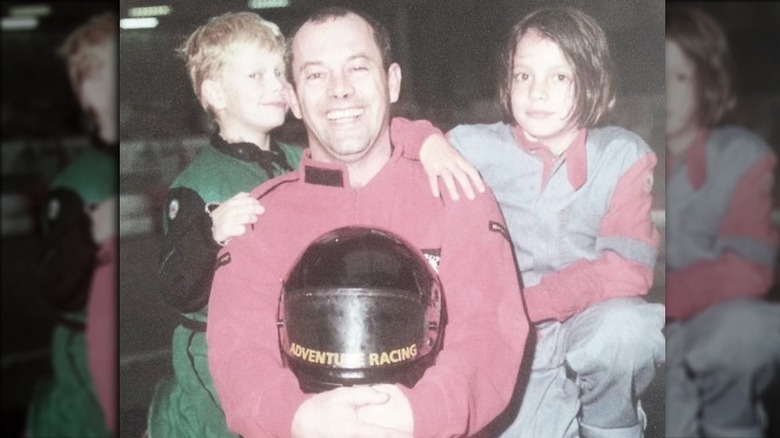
[1,1,118,436]
[119,1,665,437]
[665,2,780,437]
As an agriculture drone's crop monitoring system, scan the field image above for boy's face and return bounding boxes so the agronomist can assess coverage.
[510,29,576,150]
[209,43,288,137]
[288,13,401,164]
[665,39,698,142]
[74,40,117,143]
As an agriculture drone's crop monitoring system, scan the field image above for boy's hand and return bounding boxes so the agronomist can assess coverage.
[420,133,485,201]
[89,195,117,244]
[291,386,412,438]
[210,192,264,245]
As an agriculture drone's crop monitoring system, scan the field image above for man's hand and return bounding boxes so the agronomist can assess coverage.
[291,386,412,438]
[356,384,413,435]
[209,192,264,245]
[419,133,485,201]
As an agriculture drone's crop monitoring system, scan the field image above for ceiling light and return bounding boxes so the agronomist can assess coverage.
[9,4,51,17]
[248,0,290,9]
[1,16,38,31]
[128,5,171,18]
[120,17,159,30]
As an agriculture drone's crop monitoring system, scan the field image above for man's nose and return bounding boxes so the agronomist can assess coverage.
[327,72,353,99]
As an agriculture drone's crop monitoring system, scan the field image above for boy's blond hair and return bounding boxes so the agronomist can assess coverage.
[59,12,117,93]
[178,12,285,117]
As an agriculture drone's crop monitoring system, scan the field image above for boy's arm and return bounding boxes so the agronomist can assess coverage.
[667,154,777,321]
[390,117,484,200]
[524,153,660,323]
[37,188,97,312]
[157,187,222,313]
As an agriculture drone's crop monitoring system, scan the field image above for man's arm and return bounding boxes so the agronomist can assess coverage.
[524,153,660,323]
[207,229,309,436]
[391,117,485,200]
[85,238,118,433]
[397,191,529,437]
[667,154,778,321]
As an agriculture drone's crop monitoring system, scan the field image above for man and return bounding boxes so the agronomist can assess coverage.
[207,7,529,437]
[27,11,117,437]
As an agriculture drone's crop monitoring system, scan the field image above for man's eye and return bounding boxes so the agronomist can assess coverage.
[306,72,323,80]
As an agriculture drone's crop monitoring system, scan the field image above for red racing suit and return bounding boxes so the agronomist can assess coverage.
[207,144,529,437]
[666,127,778,320]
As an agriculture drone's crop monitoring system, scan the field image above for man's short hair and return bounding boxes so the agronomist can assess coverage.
[178,12,286,116]
[666,6,736,127]
[286,7,394,87]
[59,12,117,92]
[498,7,615,128]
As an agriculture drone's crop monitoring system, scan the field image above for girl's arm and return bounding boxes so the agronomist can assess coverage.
[524,153,661,323]
[667,154,777,321]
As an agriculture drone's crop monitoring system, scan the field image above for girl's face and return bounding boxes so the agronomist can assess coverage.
[210,42,289,138]
[665,39,699,142]
[510,29,577,154]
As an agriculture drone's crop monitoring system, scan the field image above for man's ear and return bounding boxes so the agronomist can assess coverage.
[387,63,402,104]
[201,79,225,111]
[286,83,303,120]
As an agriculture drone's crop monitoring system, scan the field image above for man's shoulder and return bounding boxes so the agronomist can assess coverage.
[249,168,303,201]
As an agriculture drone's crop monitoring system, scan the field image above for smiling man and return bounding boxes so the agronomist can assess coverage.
[207,7,529,438]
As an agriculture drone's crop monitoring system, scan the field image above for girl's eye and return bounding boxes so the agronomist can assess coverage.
[556,74,568,82]
[515,73,529,80]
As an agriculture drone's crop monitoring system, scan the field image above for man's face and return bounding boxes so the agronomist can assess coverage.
[510,29,577,150]
[665,39,698,143]
[74,40,117,143]
[288,13,401,164]
[209,43,288,138]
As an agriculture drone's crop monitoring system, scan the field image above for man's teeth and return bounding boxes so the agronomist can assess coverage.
[327,108,363,121]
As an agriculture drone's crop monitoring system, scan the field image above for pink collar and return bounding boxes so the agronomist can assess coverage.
[512,126,588,190]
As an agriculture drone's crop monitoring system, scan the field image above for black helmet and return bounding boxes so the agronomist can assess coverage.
[277,226,446,393]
